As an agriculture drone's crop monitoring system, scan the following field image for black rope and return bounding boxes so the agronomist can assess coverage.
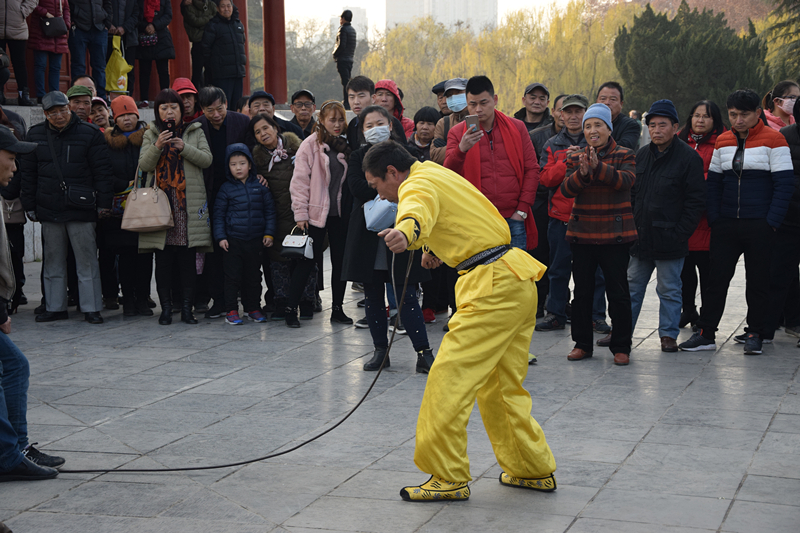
[60,251,416,474]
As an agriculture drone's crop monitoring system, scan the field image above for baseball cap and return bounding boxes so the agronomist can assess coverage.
[291,89,315,104]
[0,125,35,154]
[524,83,549,97]
[66,85,93,99]
[42,91,69,110]
[91,97,109,110]
[249,90,275,106]
[171,77,198,95]
[444,78,468,94]
[431,80,447,95]
[110,95,139,119]
[560,94,589,110]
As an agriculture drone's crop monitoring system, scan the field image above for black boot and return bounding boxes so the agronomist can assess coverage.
[135,297,154,316]
[330,305,353,324]
[158,292,172,325]
[181,289,198,324]
[18,88,33,106]
[363,346,389,371]
[416,348,435,374]
[679,308,699,329]
[285,306,300,328]
[122,296,137,316]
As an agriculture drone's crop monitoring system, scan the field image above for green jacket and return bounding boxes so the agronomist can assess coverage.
[137,121,213,252]
[181,0,217,43]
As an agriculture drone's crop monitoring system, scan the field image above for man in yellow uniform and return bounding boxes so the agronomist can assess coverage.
[363,140,556,502]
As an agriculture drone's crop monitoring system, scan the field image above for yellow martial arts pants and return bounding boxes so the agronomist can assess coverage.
[414,251,556,482]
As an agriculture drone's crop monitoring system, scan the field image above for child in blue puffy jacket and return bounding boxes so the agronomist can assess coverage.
[213,143,277,324]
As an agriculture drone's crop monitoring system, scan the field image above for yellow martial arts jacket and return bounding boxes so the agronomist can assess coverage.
[395,161,546,304]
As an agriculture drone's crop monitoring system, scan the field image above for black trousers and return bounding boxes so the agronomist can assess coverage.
[571,243,632,354]
[530,201,550,310]
[261,252,275,306]
[421,263,457,313]
[138,58,169,101]
[204,242,224,305]
[155,245,197,302]
[336,60,353,109]
[190,42,207,89]
[764,227,800,339]
[288,217,347,308]
[680,250,710,314]
[223,238,263,312]
[118,248,153,303]
[0,40,28,91]
[698,218,776,339]
[6,224,24,309]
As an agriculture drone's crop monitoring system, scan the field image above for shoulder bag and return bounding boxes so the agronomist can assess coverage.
[46,127,96,210]
[41,0,69,38]
[120,168,174,232]
[3,199,26,225]
[281,225,314,260]
[364,194,397,232]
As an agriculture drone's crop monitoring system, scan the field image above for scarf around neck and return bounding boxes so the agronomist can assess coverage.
[144,0,160,22]
[156,124,187,210]
[267,137,288,172]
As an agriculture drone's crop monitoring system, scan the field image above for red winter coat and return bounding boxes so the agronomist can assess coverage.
[28,0,71,54]
[684,131,719,251]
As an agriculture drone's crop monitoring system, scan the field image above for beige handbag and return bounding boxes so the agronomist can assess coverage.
[120,168,174,232]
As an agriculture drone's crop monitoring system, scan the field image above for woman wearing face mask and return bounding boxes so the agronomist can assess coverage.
[676,100,726,330]
[287,100,352,327]
[341,105,435,373]
[763,80,799,131]
[138,89,213,325]
[430,78,469,164]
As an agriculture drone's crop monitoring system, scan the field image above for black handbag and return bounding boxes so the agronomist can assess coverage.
[41,0,69,38]
[46,127,97,211]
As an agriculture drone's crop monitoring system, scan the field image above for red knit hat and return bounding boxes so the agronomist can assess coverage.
[110,96,139,119]
[171,77,198,95]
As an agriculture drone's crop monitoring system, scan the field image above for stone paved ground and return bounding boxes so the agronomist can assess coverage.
[1,258,799,532]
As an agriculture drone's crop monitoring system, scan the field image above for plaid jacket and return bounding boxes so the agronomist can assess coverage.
[560,137,638,245]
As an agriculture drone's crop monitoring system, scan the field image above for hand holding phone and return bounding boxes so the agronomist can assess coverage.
[459,115,483,153]
[465,115,479,133]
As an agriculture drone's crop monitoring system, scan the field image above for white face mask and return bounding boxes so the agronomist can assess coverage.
[778,97,797,116]
[364,124,391,144]
[446,93,468,113]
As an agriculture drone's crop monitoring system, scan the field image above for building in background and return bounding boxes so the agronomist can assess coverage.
[330,7,369,40]
[386,0,497,33]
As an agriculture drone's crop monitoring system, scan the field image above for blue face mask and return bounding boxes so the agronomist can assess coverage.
[446,93,467,113]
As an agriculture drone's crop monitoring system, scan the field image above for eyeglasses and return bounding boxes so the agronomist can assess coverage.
[691,114,711,119]
[778,95,798,101]
[292,102,314,109]
[46,109,71,118]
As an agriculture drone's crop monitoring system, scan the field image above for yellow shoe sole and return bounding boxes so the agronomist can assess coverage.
[498,472,557,492]
[400,475,470,502]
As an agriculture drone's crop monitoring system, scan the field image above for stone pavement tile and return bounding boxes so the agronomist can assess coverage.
[689,376,794,397]
[26,354,88,374]
[708,351,800,369]
[590,371,695,390]
[45,427,138,454]
[282,527,359,533]
[282,495,442,533]
[758,431,800,454]
[160,488,274,525]
[24,404,84,426]
[545,435,636,464]
[644,423,765,451]
[605,443,752,499]
[581,488,729,529]
[135,334,232,351]
[660,405,773,432]
[27,384,89,403]
[700,365,798,382]
[736,474,800,507]
[721,500,800,533]
[150,430,297,462]
[417,506,573,533]
[366,446,497,479]
[21,342,118,358]
[143,392,261,413]
[542,404,659,443]
[199,415,322,441]
[54,388,174,408]
[672,387,783,414]
[0,477,87,511]
[102,374,213,392]
[27,423,88,446]
[94,455,205,485]
[111,346,208,361]
[569,518,716,532]
[781,392,800,415]
[466,476,597,517]
[548,459,619,488]
[5,513,273,533]
[242,396,355,421]
[769,413,800,433]
[749,451,800,479]
[31,368,130,388]
[60,356,166,375]
[619,361,705,378]
[329,469,433,500]
[141,361,242,378]
[137,454,244,485]
[49,404,134,425]
[75,328,172,348]
[33,481,201,517]
[626,350,713,365]
[184,348,290,366]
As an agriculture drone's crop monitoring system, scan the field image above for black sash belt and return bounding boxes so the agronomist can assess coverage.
[456,245,512,272]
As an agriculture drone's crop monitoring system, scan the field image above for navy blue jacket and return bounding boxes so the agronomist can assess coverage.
[213,144,277,242]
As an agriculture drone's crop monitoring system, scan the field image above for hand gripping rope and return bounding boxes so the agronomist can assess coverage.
[59,251,415,474]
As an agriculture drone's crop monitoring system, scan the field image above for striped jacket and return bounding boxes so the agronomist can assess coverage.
[560,137,637,245]
[707,120,794,228]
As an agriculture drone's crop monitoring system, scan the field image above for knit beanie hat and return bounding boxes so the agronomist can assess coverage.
[582,103,613,131]
[646,99,679,124]
[110,96,139,119]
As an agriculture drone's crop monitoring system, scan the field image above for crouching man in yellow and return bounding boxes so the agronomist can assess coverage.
[363,141,557,502]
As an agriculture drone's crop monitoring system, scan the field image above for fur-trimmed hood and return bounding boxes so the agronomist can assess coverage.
[105,122,149,150]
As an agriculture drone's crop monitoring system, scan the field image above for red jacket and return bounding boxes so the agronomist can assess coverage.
[539,129,586,222]
[684,131,719,251]
[444,116,539,219]
[28,0,71,54]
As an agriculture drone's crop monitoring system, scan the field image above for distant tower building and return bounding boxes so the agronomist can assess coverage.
[386,0,497,33]
[331,6,369,40]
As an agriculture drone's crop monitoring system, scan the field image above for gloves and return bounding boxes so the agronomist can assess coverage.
[25,210,37,222]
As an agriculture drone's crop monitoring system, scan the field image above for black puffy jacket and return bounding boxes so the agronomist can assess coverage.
[202,11,246,81]
[333,22,356,62]
[69,0,111,32]
[780,124,800,230]
[20,113,114,223]
[137,0,175,61]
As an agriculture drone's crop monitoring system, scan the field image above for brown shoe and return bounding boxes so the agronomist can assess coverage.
[660,336,678,352]
[613,353,630,365]
[596,333,612,347]
[568,348,592,361]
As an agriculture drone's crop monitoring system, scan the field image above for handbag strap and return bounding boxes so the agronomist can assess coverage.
[288,225,307,236]
[45,125,68,191]
[59,0,62,16]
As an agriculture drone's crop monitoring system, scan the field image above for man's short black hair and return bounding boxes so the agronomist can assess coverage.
[727,89,761,112]
[466,76,494,97]
[413,106,440,126]
[199,86,227,108]
[553,94,569,110]
[363,140,417,180]
[341,9,352,22]
[596,81,624,102]
[347,76,375,96]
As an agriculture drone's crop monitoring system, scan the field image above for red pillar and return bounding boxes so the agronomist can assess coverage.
[170,0,193,82]
[262,0,287,104]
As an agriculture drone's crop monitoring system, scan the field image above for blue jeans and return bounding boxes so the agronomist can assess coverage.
[33,51,62,98]
[628,255,685,339]
[364,282,429,352]
[546,218,607,322]
[506,218,526,250]
[0,333,29,472]
[69,27,108,97]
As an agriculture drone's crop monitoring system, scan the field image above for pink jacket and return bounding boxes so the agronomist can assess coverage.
[290,132,349,228]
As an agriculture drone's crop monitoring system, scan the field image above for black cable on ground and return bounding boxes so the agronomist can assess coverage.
[60,251,415,474]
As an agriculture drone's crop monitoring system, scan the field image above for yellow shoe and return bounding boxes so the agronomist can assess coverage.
[400,475,470,502]
[499,472,557,492]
